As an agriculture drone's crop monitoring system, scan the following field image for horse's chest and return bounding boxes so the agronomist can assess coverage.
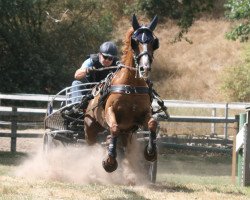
[115,98,148,116]
[106,94,150,120]
[117,103,138,112]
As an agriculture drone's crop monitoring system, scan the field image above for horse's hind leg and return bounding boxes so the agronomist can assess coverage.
[144,114,158,162]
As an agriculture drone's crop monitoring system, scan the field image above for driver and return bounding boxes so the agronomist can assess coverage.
[71,41,118,103]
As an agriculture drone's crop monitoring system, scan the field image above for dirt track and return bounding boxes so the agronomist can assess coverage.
[1,128,249,199]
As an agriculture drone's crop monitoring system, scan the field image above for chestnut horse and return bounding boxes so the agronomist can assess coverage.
[84,14,159,172]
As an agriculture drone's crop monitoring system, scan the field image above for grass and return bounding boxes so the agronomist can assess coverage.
[1,177,249,200]
[0,152,28,166]
[0,152,29,176]
[114,17,244,102]
[158,104,241,137]
[0,151,250,199]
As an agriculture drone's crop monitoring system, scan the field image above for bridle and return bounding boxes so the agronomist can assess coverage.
[130,14,159,79]
[134,44,153,63]
[131,27,159,79]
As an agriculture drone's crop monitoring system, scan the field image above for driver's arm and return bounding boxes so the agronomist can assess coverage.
[74,58,93,80]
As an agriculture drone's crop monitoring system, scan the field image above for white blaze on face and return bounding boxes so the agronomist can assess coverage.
[142,32,147,43]
[139,44,150,78]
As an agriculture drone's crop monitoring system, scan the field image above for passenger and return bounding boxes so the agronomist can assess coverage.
[71,41,118,103]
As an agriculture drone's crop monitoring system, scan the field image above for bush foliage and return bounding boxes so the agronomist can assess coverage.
[221,0,250,101]
[221,45,250,101]
[225,0,250,42]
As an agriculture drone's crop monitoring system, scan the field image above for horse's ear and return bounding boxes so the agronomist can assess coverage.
[132,14,140,31]
[148,15,158,31]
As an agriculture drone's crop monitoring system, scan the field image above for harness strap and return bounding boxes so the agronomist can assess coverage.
[135,51,150,60]
[109,85,149,94]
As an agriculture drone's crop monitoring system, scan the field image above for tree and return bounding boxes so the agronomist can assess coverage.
[220,0,250,101]
[225,0,250,42]
[0,0,222,94]
[0,0,115,94]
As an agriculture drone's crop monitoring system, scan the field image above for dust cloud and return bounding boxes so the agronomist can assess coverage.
[15,139,150,185]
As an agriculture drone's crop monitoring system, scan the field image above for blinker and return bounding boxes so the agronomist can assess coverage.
[152,38,159,50]
[132,27,154,44]
[131,38,138,50]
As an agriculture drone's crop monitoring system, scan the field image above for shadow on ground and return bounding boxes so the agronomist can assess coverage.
[0,151,29,166]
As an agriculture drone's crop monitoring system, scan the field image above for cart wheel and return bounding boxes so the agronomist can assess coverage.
[43,132,56,154]
[147,145,158,183]
[148,160,157,183]
[136,134,158,183]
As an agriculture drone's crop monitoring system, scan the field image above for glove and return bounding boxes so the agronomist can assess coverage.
[86,67,96,74]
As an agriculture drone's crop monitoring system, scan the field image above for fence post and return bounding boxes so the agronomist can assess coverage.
[243,107,250,186]
[237,113,246,185]
[224,103,229,139]
[232,114,239,184]
[11,107,17,152]
[211,108,216,134]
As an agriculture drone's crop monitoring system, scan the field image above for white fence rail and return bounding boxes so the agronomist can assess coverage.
[0,93,249,152]
[1,93,250,108]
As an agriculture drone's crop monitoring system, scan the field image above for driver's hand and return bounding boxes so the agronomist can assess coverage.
[86,67,96,74]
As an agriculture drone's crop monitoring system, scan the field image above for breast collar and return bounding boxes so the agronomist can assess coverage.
[109,85,149,94]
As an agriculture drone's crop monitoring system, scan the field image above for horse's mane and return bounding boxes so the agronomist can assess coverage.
[121,27,135,67]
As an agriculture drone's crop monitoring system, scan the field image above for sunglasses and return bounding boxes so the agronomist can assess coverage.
[102,54,114,61]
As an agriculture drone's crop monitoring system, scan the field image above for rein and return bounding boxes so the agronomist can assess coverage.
[134,51,152,62]
[91,63,136,72]
[116,62,137,71]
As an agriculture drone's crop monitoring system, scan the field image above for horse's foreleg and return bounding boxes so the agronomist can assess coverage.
[144,115,158,162]
[102,106,119,172]
[105,106,119,135]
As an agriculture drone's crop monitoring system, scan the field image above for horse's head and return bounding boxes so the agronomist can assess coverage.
[131,14,159,79]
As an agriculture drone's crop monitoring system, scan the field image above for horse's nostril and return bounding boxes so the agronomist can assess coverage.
[140,67,144,71]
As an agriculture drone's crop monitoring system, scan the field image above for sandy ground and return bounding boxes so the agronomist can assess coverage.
[0,128,233,184]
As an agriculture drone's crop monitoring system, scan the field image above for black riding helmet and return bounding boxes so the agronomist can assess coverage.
[99,41,118,57]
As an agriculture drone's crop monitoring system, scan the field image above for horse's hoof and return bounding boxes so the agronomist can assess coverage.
[144,145,157,162]
[102,157,118,173]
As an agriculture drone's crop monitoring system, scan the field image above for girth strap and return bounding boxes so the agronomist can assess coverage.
[109,85,149,94]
